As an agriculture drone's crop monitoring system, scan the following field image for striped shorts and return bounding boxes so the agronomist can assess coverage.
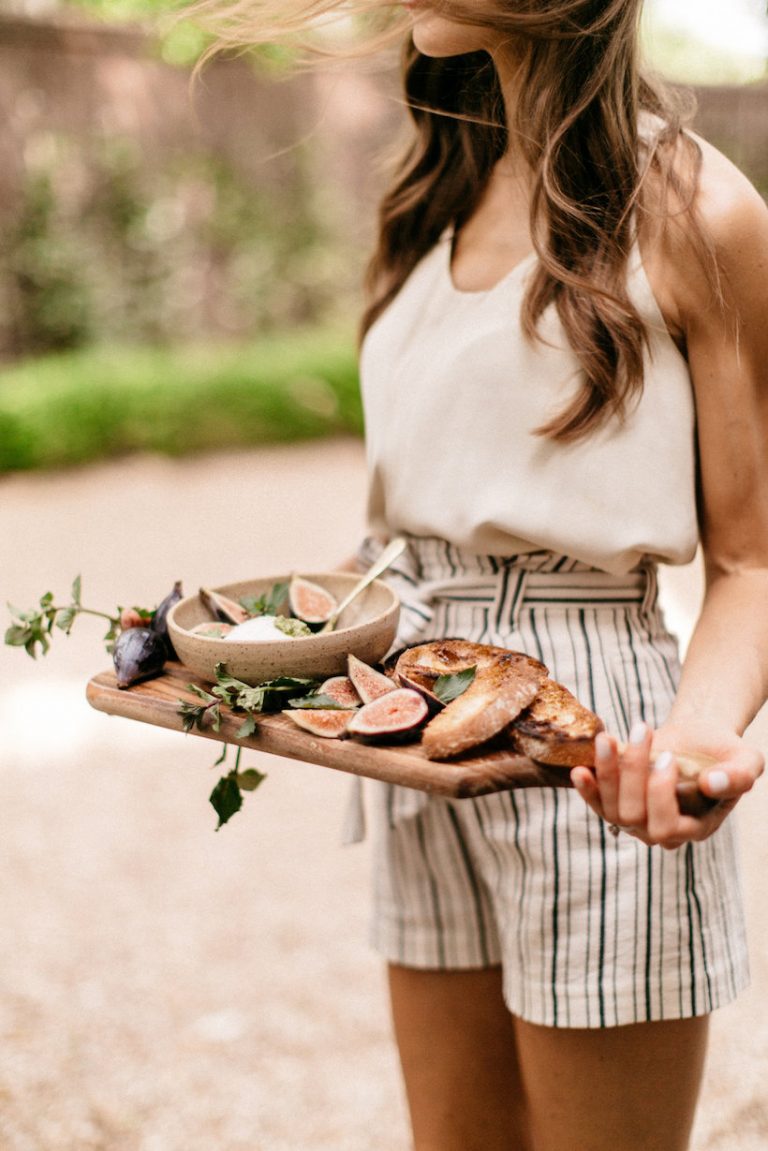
[353,536,749,1029]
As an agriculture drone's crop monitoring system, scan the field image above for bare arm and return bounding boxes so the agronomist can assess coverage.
[573,140,768,845]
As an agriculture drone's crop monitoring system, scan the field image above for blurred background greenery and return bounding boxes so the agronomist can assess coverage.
[0,0,766,472]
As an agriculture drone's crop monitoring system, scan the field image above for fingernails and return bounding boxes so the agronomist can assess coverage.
[595,732,612,761]
[653,750,674,772]
[629,721,647,746]
[707,770,730,795]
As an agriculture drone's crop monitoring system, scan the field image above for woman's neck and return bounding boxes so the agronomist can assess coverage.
[490,45,533,181]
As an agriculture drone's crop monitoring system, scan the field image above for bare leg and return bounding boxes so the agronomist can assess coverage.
[388,964,532,1151]
[513,1014,709,1151]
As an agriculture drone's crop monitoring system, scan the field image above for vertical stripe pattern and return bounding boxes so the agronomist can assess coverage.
[364,536,750,1029]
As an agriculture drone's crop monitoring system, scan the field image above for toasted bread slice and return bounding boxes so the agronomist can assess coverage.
[510,679,603,768]
[419,648,549,760]
[395,639,521,680]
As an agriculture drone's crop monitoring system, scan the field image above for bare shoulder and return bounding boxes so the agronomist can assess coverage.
[688,131,768,266]
[650,131,768,329]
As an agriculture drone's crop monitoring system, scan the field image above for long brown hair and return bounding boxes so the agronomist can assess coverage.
[188,0,706,440]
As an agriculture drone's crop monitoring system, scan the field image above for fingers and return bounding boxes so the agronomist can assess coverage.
[572,724,760,849]
[592,732,619,818]
[570,766,605,820]
[614,721,653,826]
[699,746,765,801]
[592,721,654,827]
[646,750,683,845]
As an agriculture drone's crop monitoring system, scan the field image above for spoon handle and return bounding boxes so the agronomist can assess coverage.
[321,537,407,633]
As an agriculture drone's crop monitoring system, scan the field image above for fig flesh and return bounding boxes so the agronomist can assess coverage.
[288,575,337,625]
[152,580,183,657]
[284,708,351,738]
[318,675,361,708]
[113,626,167,689]
[347,654,397,703]
[191,622,233,638]
[396,669,444,714]
[199,587,249,626]
[347,688,428,741]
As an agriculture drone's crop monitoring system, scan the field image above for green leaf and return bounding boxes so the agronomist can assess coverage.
[434,666,477,705]
[71,575,82,606]
[237,713,257,738]
[55,607,77,634]
[236,769,267,792]
[177,694,221,733]
[178,704,201,732]
[103,619,120,652]
[288,693,352,710]
[209,773,243,830]
[5,624,31,647]
[39,592,54,609]
[212,664,318,714]
[240,580,290,618]
[187,683,218,704]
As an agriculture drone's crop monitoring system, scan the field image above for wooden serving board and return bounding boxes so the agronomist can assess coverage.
[85,662,575,799]
[86,664,714,815]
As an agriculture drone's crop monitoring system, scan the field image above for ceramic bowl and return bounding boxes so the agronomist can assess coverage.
[167,573,400,686]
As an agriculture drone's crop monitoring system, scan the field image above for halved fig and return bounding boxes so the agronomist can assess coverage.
[284,709,351,738]
[319,675,361,708]
[396,669,444,714]
[347,688,428,742]
[191,621,234,638]
[347,653,397,703]
[199,587,249,625]
[288,575,337,625]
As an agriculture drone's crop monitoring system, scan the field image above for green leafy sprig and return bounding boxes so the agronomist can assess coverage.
[177,662,319,829]
[5,576,121,658]
[287,692,352,711]
[239,581,290,619]
[208,746,267,831]
[434,666,477,705]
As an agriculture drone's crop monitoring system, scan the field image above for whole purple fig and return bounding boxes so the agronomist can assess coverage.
[151,580,182,658]
[113,626,167,689]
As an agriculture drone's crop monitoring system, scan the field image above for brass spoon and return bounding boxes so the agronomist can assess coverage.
[319,536,407,634]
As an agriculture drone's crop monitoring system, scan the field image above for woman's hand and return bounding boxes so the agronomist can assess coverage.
[570,720,764,849]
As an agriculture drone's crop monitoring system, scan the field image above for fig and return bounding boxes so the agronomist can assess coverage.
[119,607,147,631]
[397,669,444,714]
[288,575,337,625]
[112,626,167,689]
[346,688,428,742]
[199,587,249,626]
[284,708,352,738]
[152,580,183,658]
[318,675,361,708]
[191,622,233,638]
[347,653,397,703]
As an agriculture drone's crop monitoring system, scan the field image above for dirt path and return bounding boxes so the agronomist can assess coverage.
[1,442,766,1150]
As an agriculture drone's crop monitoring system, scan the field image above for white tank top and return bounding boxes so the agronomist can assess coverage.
[360,229,698,576]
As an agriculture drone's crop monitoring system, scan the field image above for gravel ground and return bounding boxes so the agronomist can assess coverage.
[1,440,766,1151]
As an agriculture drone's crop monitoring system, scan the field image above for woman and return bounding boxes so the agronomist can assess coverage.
[191,2,768,1148]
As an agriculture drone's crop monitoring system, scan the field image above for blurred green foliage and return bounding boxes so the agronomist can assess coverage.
[3,130,351,358]
[0,326,361,472]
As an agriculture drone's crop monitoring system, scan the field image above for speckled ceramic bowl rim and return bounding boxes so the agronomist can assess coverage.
[167,574,398,647]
